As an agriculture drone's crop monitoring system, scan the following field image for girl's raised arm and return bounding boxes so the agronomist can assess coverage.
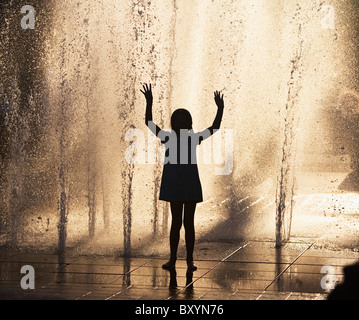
[210,90,224,133]
[195,90,224,142]
[141,83,162,136]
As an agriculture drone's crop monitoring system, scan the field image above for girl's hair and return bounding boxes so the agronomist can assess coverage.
[171,108,193,134]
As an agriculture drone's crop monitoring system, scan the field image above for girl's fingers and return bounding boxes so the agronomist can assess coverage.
[141,83,152,93]
[214,91,222,99]
[142,83,152,92]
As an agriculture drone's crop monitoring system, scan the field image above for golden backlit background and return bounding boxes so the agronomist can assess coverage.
[0,0,358,256]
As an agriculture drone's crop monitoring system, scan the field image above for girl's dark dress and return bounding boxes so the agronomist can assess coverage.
[149,123,211,203]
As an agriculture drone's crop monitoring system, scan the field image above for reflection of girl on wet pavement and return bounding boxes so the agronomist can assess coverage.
[141,83,224,271]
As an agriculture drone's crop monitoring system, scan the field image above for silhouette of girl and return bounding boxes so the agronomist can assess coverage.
[141,83,224,271]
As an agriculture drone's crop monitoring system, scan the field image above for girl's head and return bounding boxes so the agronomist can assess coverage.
[171,108,193,133]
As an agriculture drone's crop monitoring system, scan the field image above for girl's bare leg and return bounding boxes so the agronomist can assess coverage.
[184,201,197,271]
[162,201,183,269]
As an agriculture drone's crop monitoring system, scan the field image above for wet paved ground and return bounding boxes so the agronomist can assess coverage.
[1,240,359,300]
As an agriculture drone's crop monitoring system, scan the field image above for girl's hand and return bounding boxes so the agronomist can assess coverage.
[140,83,153,104]
[214,90,224,109]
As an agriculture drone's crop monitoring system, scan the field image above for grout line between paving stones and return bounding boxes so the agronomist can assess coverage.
[256,243,314,300]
